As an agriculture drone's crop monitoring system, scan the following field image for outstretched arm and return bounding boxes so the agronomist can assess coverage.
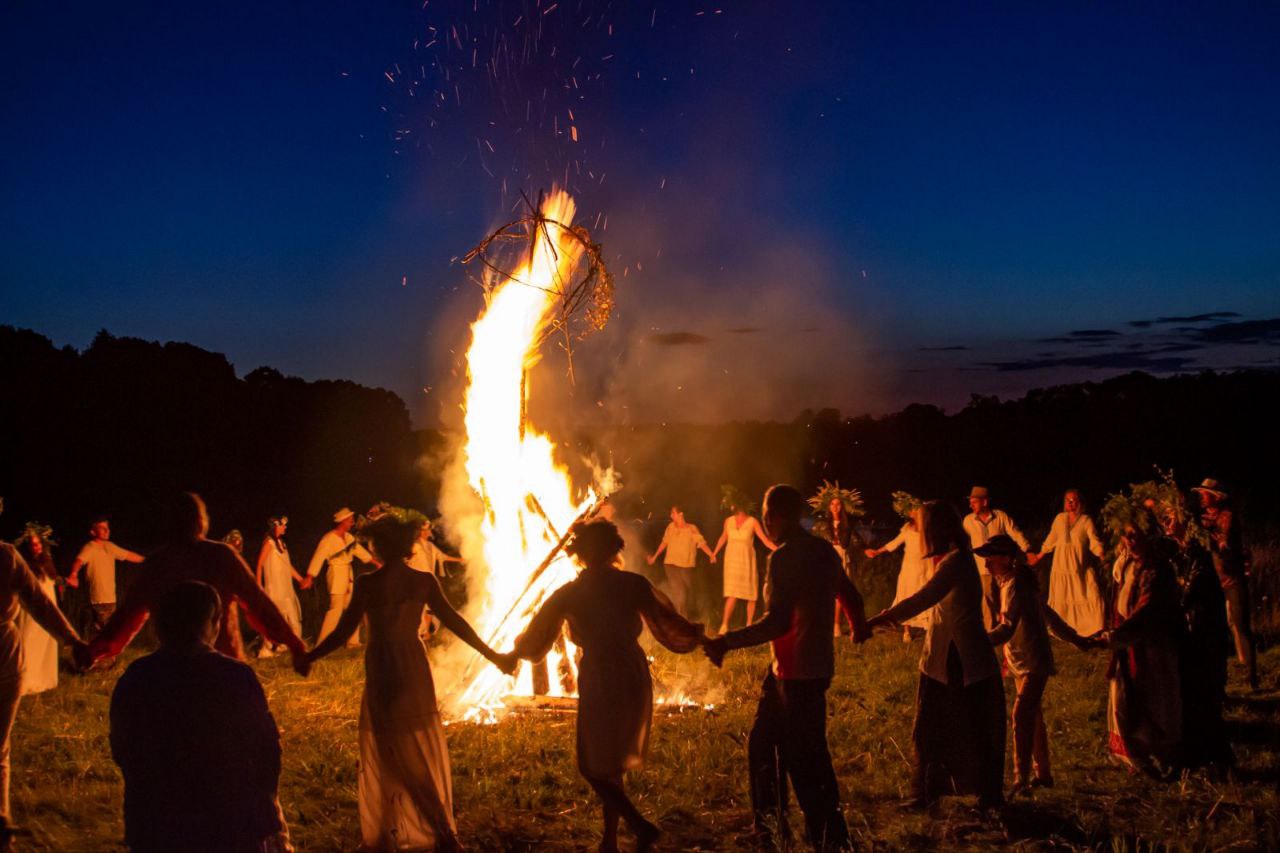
[639,581,706,653]
[424,573,507,667]
[712,523,729,559]
[873,555,961,627]
[752,519,778,551]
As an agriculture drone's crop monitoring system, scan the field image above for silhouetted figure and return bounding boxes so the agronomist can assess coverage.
[978,535,1089,795]
[303,514,511,852]
[110,581,290,853]
[711,495,776,635]
[1164,524,1233,769]
[1027,489,1107,636]
[509,519,707,853]
[866,501,930,642]
[1193,479,1258,690]
[1096,522,1186,775]
[868,500,1006,813]
[304,508,373,648]
[962,487,1030,628]
[254,516,303,658]
[67,517,144,631]
[704,485,868,851]
[0,501,85,849]
[78,493,307,671]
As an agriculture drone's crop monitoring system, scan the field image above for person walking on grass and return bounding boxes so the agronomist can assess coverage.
[304,508,374,648]
[962,487,1030,628]
[704,485,869,852]
[646,505,716,620]
[0,500,86,851]
[711,486,776,635]
[867,501,1006,814]
[302,514,513,852]
[1026,489,1106,636]
[507,519,707,853]
[110,582,292,853]
[977,535,1090,796]
[67,517,144,632]
[1192,479,1259,690]
[255,517,304,658]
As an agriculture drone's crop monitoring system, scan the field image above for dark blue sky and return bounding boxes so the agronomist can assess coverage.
[4,2,1279,424]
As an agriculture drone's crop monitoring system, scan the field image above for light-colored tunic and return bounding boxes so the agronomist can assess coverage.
[515,569,702,778]
[660,523,706,568]
[306,531,373,595]
[963,510,1030,576]
[1040,512,1106,636]
[18,575,60,695]
[259,541,302,638]
[408,540,443,575]
[77,540,134,605]
[885,523,931,629]
[721,516,759,601]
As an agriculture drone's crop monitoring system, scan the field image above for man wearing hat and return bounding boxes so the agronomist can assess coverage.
[305,508,374,648]
[962,487,1030,628]
[1193,479,1258,689]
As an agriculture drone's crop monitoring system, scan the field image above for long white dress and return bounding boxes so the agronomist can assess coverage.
[18,575,59,695]
[886,523,932,629]
[1040,512,1106,636]
[358,570,455,850]
[260,542,302,640]
[721,516,759,601]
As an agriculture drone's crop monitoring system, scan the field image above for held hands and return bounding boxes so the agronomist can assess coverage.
[299,576,314,590]
[291,649,312,677]
[491,651,520,676]
[70,641,92,672]
[864,611,900,634]
[863,548,878,559]
[1026,552,1042,566]
[701,635,728,668]
[646,554,657,566]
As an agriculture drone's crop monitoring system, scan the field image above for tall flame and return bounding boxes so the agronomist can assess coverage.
[441,189,597,721]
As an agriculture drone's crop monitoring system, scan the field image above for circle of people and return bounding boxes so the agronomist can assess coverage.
[0,472,1259,853]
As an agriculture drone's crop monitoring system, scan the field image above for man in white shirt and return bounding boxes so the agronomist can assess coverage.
[646,505,716,619]
[68,518,145,631]
[304,508,373,648]
[961,486,1030,627]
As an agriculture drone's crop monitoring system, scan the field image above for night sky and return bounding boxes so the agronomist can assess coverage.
[4,2,1279,425]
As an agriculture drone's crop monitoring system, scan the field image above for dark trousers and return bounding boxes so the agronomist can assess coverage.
[748,670,849,851]
[912,646,1006,807]
[663,564,695,619]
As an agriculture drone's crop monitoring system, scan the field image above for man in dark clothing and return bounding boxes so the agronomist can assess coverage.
[1193,479,1258,690]
[110,581,291,853]
[704,485,868,852]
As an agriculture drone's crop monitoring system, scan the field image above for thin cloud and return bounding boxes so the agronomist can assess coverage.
[1195,317,1280,344]
[645,331,711,346]
[918,345,970,352]
[978,351,1196,373]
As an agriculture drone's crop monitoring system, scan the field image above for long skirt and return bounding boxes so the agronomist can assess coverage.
[19,576,59,695]
[1107,642,1183,773]
[912,649,1006,805]
[577,648,651,780]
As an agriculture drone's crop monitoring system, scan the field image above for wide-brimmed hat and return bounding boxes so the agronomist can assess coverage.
[968,486,990,500]
[1191,478,1227,499]
[974,533,1022,558]
[332,507,355,523]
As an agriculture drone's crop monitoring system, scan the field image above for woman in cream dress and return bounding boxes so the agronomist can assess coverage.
[711,491,776,635]
[1029,490,1106,636]
[255,517,303,657]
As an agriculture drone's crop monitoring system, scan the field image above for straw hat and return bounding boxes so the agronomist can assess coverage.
[968,486,990,500]
[1191,478,1227,499]
[332,507,355,523]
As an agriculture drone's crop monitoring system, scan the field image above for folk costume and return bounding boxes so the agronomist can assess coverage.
[1038,511,1107,636]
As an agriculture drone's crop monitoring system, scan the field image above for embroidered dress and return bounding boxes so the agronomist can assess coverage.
[1039,512,1106,635]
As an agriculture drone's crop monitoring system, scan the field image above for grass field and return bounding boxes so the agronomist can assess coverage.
[11,621,1278,852]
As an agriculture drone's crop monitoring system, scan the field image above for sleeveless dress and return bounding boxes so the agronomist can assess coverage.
[260,542,302,639]
[18,575,60,695]
[359,569,456,849]
[722,517,759,601]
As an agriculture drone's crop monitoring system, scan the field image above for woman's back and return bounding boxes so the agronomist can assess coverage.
[558,569,647,655]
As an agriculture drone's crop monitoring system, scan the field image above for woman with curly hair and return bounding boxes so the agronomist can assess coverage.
[507,519,709,853]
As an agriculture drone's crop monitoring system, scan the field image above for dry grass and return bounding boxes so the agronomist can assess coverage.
[11,623,1278,852]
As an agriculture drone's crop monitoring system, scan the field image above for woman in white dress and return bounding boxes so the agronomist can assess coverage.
[302,515,513,852]
[866,493,931,642]
[16,525,63,695]
[711,488,776,635]
[408,519,463,639]
[1028,490,1106,636]
[254,517,303,658]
